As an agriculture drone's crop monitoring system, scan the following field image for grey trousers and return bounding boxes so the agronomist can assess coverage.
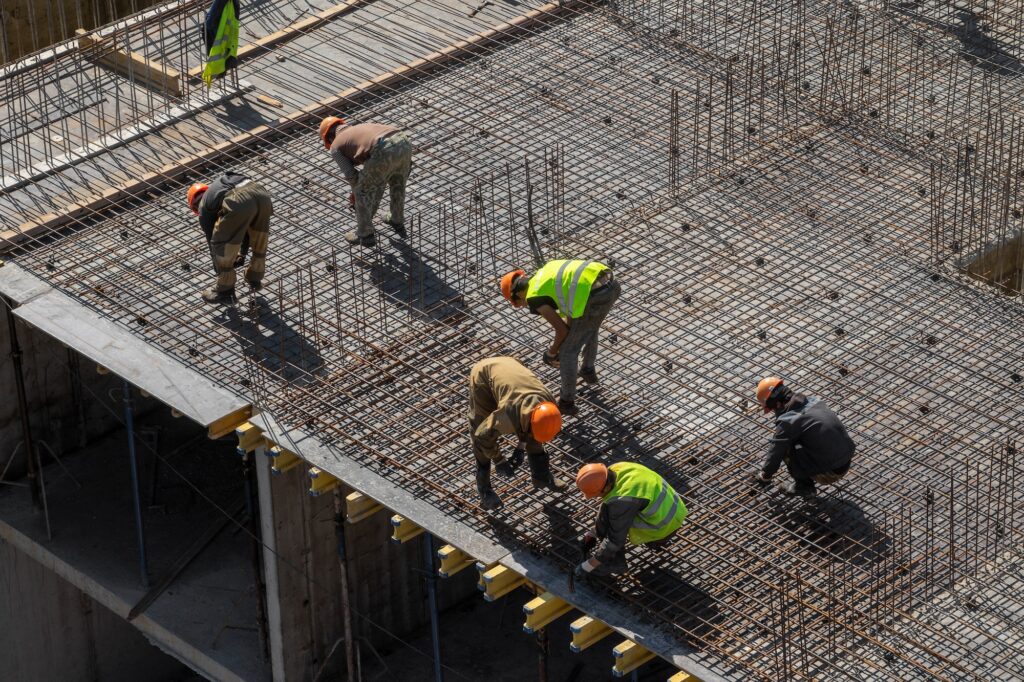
[558,279,621,401]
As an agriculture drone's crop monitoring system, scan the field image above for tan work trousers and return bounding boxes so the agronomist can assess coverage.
[209,182,272,292]
[354,133,412,237]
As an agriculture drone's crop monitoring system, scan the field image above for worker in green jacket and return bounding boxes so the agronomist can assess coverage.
[573,462,687,577]
[499,259,620,415]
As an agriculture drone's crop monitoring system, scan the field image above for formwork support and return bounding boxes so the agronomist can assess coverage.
[569,615,612,653]
[267,446,302,475]
[345,490,383,523]
[478,563,526,602]
[612,640,655,677]
[391,514,425,543]
[4,295,39,508]
[308,467,340,496]
[122,380,149,588]
[331,488,357,682]
[235,423,265,453]
[437,545,474,578]
[523,592,573,634]
[668,671,701,681]
[422,532,444,682]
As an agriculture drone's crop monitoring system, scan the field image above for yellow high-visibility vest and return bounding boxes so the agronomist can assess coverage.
[202,0,239,87]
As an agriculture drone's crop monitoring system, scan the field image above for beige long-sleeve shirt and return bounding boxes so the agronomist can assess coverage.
[468,356,554,462]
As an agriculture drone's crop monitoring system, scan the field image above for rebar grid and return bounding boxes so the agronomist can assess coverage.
[4,0,1024,679]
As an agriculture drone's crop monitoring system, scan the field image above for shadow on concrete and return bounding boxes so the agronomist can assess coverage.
[768,493,891,566]
[894,6,1024,78]
[222,300,324,384]
[357,237,466,323]
[564,390,665,463]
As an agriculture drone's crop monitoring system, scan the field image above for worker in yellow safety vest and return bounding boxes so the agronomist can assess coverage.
[573,462,687,577]
[500,260,620,415]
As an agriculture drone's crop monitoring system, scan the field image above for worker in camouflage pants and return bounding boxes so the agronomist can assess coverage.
[320,116,412,247]
[187,173,272,304]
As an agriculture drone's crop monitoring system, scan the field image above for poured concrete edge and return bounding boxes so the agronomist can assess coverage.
[0,262,250,431]
[251,413,510,564]
[0,519,248,682]
[501,550,732,682]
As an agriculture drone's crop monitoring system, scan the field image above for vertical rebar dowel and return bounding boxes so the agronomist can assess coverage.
[122,379,149,588]
[423,532,444,682]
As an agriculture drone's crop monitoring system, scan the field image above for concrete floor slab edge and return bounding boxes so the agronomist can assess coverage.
[0,518,249,682]
[2,272,250,430]
[501,549,732,682]
[251,412,509,564]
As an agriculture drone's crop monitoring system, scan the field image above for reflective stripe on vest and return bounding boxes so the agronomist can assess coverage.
[603,462,687,545]
[526,260,607,319]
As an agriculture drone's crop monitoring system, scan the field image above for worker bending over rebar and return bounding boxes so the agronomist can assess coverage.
[187,172,272,304]
[468,356,567,510]
[753,377,856,497]
[574,462,687,577]
[500,259,620,415]
[320,115,412,247]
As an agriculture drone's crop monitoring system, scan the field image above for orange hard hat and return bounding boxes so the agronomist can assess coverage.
[187,182,209,214]
[529,401,561,443]
[500,269,526,306]
[756,376,785,413]
[319,115,346,149]
[576,463,609,498]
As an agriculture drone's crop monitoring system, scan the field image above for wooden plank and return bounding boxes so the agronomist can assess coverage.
[76,30,182,97]
[1,0,580,253]
[186,0,374,79]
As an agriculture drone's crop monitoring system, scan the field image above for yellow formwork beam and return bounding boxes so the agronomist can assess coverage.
[437,545,474,578]
[390,514,425,543]
[476,561,495,591]
[612,640,655,677]
[522,591,573,634]
[668,671,701,682]
[309,467,340,496]
[569,615,613,653]
[345,491,383,523]
[479,564,526,602]
[267,446,302,474]
[235,422,264,453]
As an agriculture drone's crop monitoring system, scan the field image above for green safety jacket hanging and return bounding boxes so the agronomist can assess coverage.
[604,462,687,545]
[525,259,609,319]
[202,0,240,86]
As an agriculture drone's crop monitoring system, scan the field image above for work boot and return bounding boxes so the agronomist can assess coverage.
[557,398,578,416]
[247,280,263,292]
[201,288,236,304]
[344,231,376,247]
[527,452,568,492]
[579,367,599,385]
[591,551,628,577]
[782,480,817,498]
[476,462,502,510]
[383,215,407,238]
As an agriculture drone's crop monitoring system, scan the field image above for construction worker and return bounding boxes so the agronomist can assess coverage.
[499,260,619,414]
[753,377,856,497]
[468,356,567,510]
[574,462,687,578]
[187,172,272,304]
[319,115,412,247]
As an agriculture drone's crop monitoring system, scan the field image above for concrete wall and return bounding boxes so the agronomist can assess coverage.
[0,537,192,682]
[0,315,160,483]
[266,462,479,681]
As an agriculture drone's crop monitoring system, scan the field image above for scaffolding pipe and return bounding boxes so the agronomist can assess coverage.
[538,627,549,682]
[4,296,39,508]
[332,488,356,681]
[122,379,149,587]
[243,452,270,661]
[422,532,444,682]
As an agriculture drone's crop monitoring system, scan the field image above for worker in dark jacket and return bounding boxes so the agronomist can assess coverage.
[319,115,412,247]
[187,173,272,304]
[753,377,856,497]
[573,462,687,577]
[469,357,567,510]
[499,260,620,415]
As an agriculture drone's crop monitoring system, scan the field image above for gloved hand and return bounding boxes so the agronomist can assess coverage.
[543,351,560,368]
[582,530,598,553]
[347,192,355,212]
[753,469,772,486]
[509,445,525,471]
[574,559,598,578]
[495,458,515,478]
